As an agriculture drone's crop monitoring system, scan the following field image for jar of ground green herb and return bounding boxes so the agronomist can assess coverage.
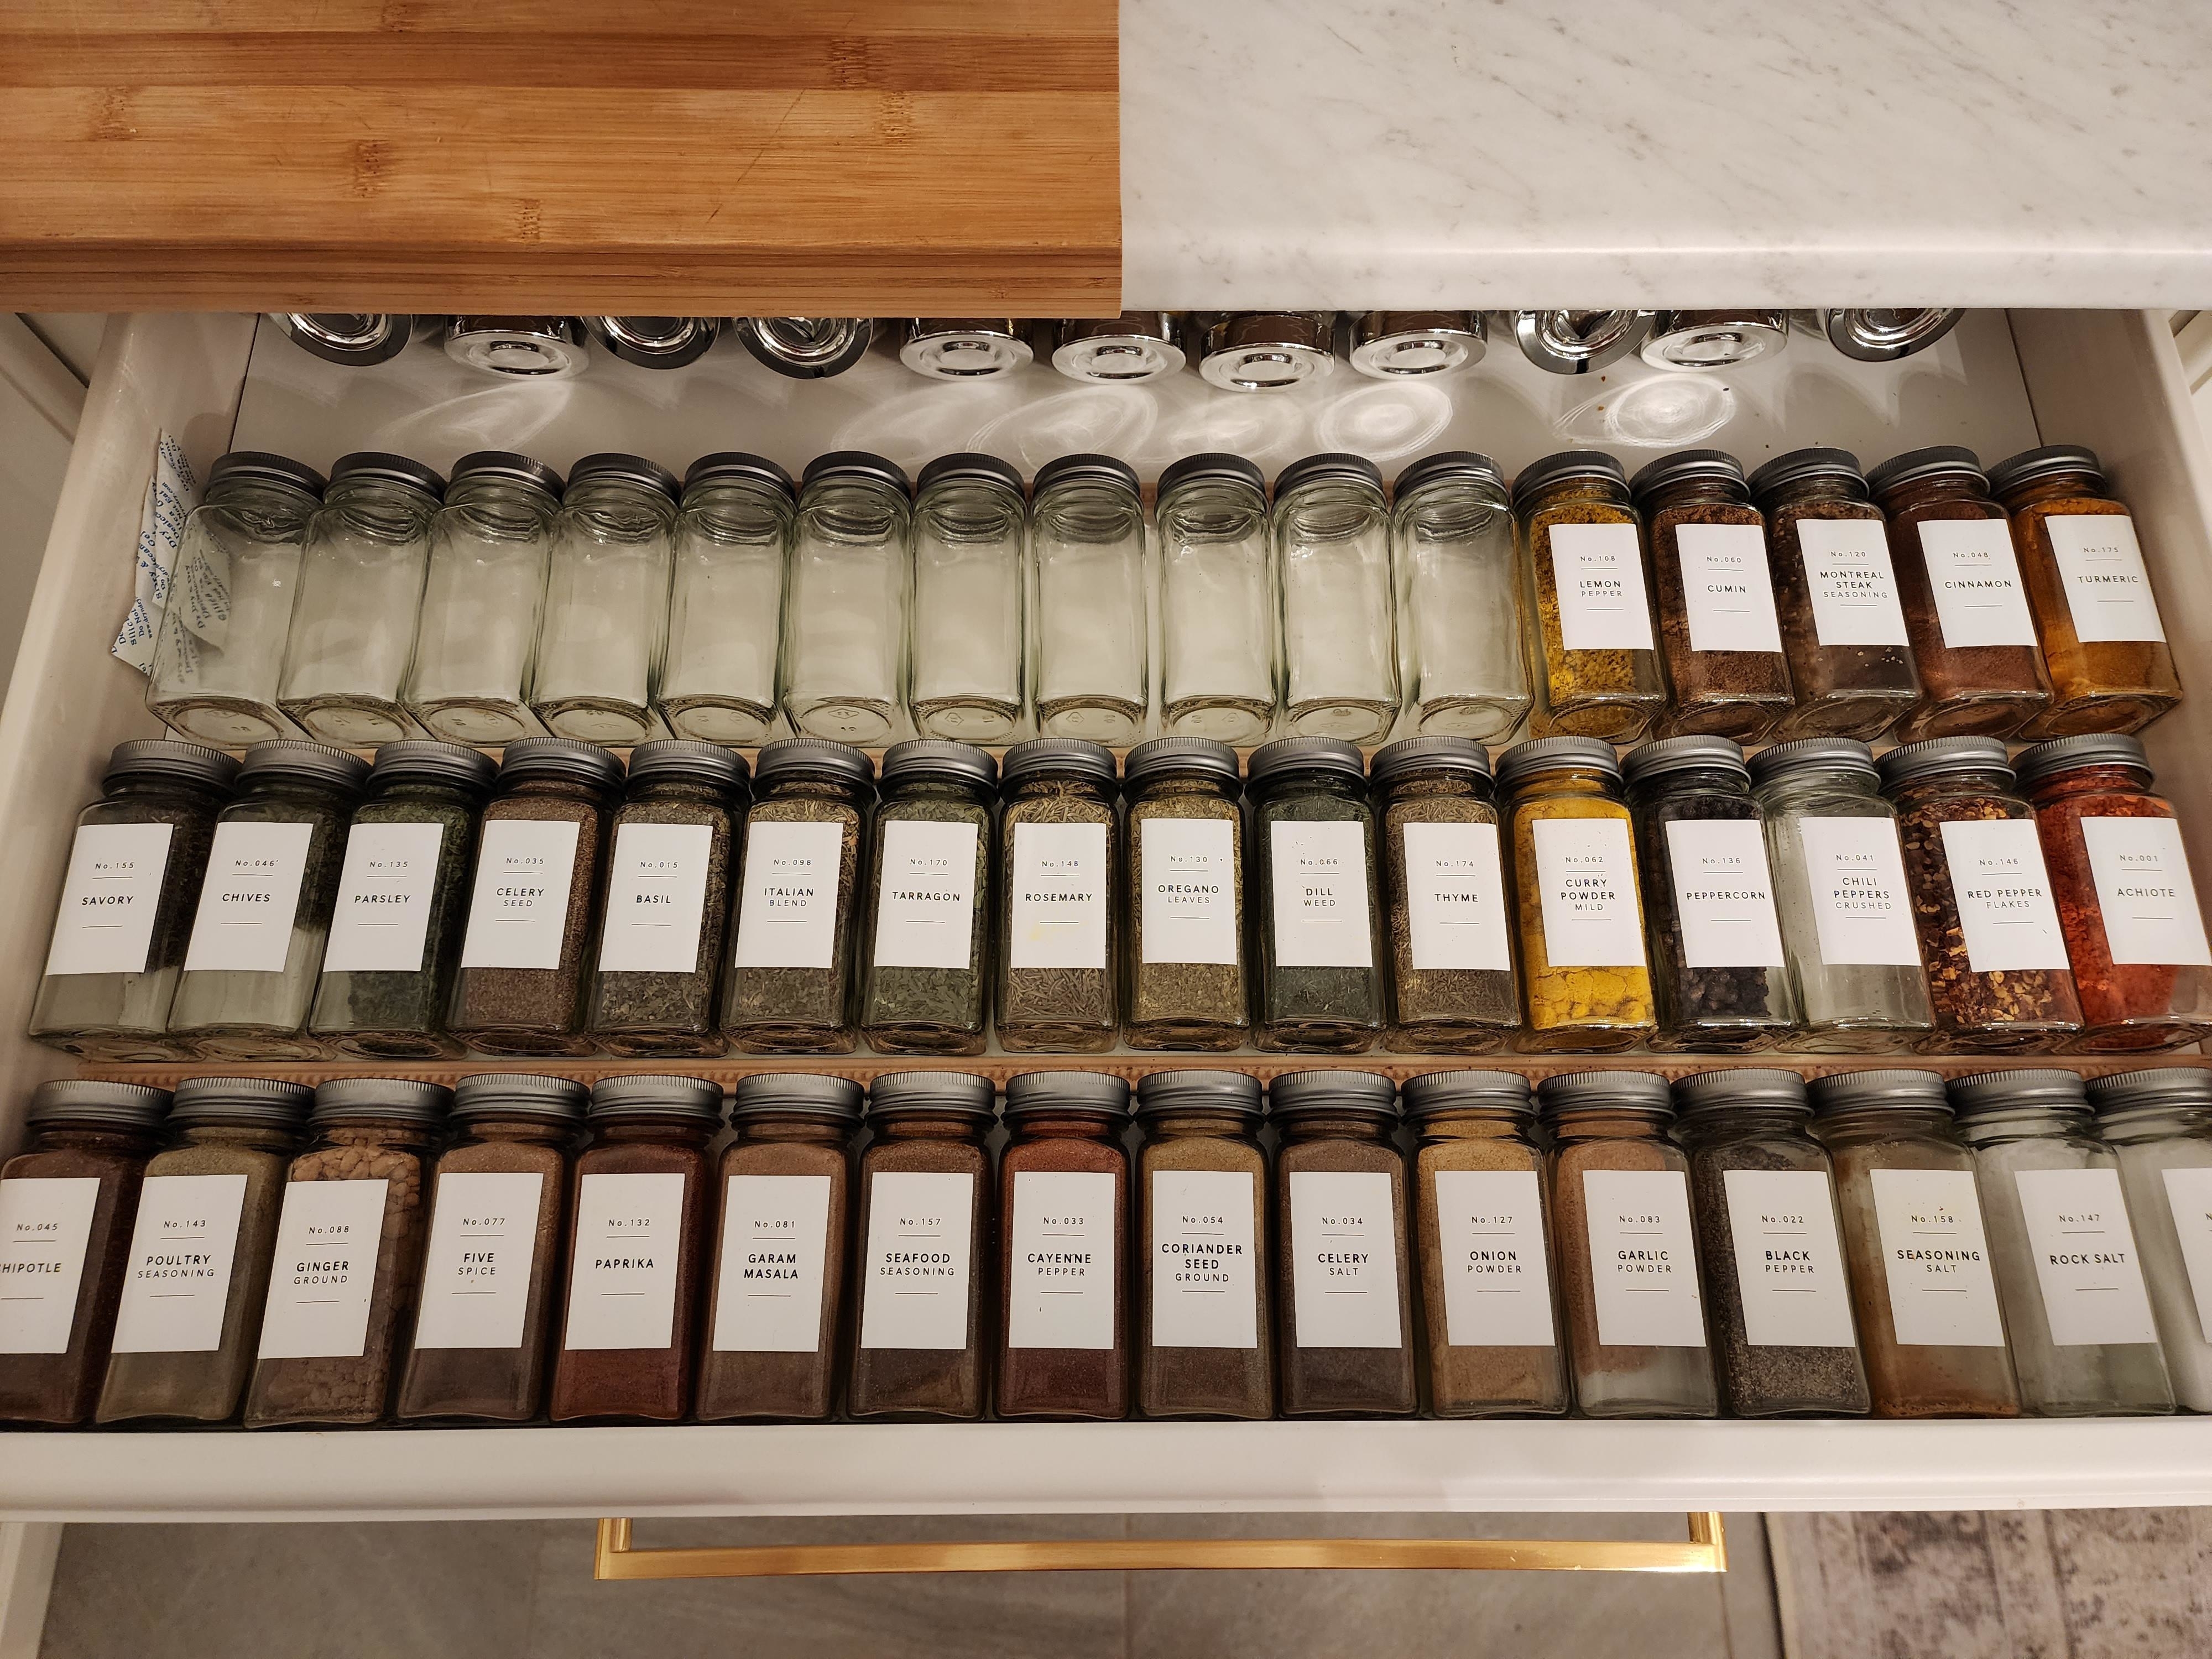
[1123,737,1250,1051]
[995,738,1120,1052]
[1249,736,1385,1052]
[309,739,496,1059]
[859,740,996,1055]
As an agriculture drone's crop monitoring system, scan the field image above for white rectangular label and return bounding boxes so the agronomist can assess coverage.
[1939,817,2071,972]
[1150,1168,1259,1349]
[1919,517,2038,648]
[458,818,580,970]
[181,820,314,973]
[858,1171,975,1350]
[1798,517,1911,647]
[1666,818,1786,968]
[1532,816,1646,968]
[1269,820,1373,969]
[255,1180,388,1360]
[1140,817,1240,966]
[2082,816,2212,967]
[321,821,446,974]
[2048,513,2165,644]
[1433,1169,1556,1347]
[0,1177,100,1354]
[2161,1166,2212,1343]
[1288,1170,1402,1348]
[410,1171,545,1351]
[561,1171,688,1351]
[1007,1170,1118,1351]
[596,821,714,974]
[870,819,980,971]
[1401,821,1512,972]
[1869,1167,2007,1347]
[1676,521,1785,654]
[711,1173,833,1354]
[1582,1169,1707,1347]
[109,1173,247,1355]
[1797,815,1923,967]
[43,822,173,977]
[731,820,844,971]
[1008,821,1109,971]
[1550,521,1655,651]
[2014,1166,2159,1347]
[1721,1169,1857,1348]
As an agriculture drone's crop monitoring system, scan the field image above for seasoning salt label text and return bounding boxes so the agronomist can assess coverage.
[1797,816,1923,966]
[1867,1168,2006,1347]
[859,1171,975,1351]
[1008,1170,1118,1352]
[255,1178,390,1360]
[181,820,316,974]
[1676,523,1785,654]
[1150,1168,1259,1350]
[2047,514,2165,644]
[1719,1170,1856,1348]
[1140,817,1239,966]
[732,820,845,970]
[1432,1170,1555,1347]
[458,818,581,970]
[2158,1166,2212,1343]
[43,822,173,978]
[1548,521,1656,651]
[411,1171,546,1351]
[1009,822,1109,971]
[1580,1169,1708,1348]
[1796,518,1911,647]
[1938,818,2071,972]
[562,1171,688,1352]
[2012,1167,2159,1347]
[1269,820,1373,969]
[872,820,982,971]
[109,1172,248,1355]
[1917,518,2038,649]
[0,1176,101,1355]
[1665,819,1786,968]
[712,1173,833,1354]
[1401,822,1511,972]
[2080,817,2212,966]
[321,821,446,974]
[1531,817,1646,968]
[596,822,715,974]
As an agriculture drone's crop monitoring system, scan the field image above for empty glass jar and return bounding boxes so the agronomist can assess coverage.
[784,452,913,745]
[1391,451,1529,739]
[531,453,681,744]
[1156,452,1279,743]
[1031,453,1149,744]
[1274,453,1400,743]
[2089,1067,2212,1412]
[1512,451,1667,740]
[909,452,1026,742]
[658,453,794,745]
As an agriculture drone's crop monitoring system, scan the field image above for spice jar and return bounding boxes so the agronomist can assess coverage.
[848,1071,995,1420]
[168,740,371,1060]
[243,1078,448,1427]
[908,452,1026,742]
[1990,445,2180,738]
[784,451,913,745]
[1273,453,1401,743]
[2088,1067,2212,1412]
[997,1071,1131,1420]
[721,739,875,1055]
[1672,1069,1870,1417]
[1269,1071,1416,1417]
[394,1073,583,1421]
[1808,1068,2019,1417]
[1629,450,1794,741]
[1391,451,1530,740]
[1373,738,1517,1053]
[584,739,747,1057]
[1878,737,2084,1052]
[145,451,325,748]
[96,1077,309,1424]
[531,453,682,744]
[32,739,239,1061]
[1621,735,1797,1052]
[1249,737,1386,1052]
[449,738,624,1057]
[1749,738,1934,1050]
[1135,1071,1274,1419]
[1495,737,1656,1053]
[1511,451,1666,742]
[1404,1070,1568,1417]
[309,739,496,1060]
[547,1076,721,1422]
[1031,453,1150,743]
[859,740,996,1056]
[659,452,795,745]
[0,1081,170,1424]
[1539,1071,1717,1418]
[1868,446,2053,741]
[1155,453,1279,743]
[1123,738,1250,1051]
[400,450,564,745]
[697,1073,862,1422]
[995,739,1120,1052]
[2016,735,2212,1053]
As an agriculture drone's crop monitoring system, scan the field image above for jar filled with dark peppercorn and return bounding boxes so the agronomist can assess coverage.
[1249,737,1386,1052]
[859,740,997,1056]
[1123,737,1251,1050]
[994,739,1121,1053]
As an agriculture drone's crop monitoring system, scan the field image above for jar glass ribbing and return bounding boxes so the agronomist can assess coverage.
[658,453,794,745]
[909,453,1026,742]
[531,454,681,744]
[1274,453,1399,743]
[1031,455,1149,744]
[784,453,912,745]
[1391,452,1529,739]
[1156,454,1279,743]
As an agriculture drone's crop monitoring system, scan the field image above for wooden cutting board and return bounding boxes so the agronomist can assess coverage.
[0,0,1119,314]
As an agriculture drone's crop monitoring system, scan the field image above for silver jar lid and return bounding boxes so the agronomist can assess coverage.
[1627,448,1747,502]
[102,738,241,794]
[588,1074,724,1124]
[1875,736,2014,791]
[1124,736,1241,790]
[1507,310,1652,376]
[868,1071,998,1121]
[1621,734,1749,787]
[880,739,999,789]
[1267,1070,1398,1119]
[2086,1067,2212,1115]
[451,1073,589,1125]
[1865,445,1985,498]
[568,451,680,503]
[1035,453,1141,499]
[311,1077,452,1127]
[451,450,566,499]
[1536,1070,1673,1118]
[1817,308,1965,363]
[1190,312,1337,393]
[730,1073,864,1124]
[168,1076,314,1130]
[367,739,497,793]
[330,451,447,502]
[1370,737,1491,787]
[1399,1069,1533,1119]
[1509,449,1628,510]
[1807,1068,1949,1115]
[1494,735,1622,792]
[801,451,912,498]
[207,450,328,499]
[753,737,877,790]
[899,319,1034,380]
[917,452,1026,498]
[1275,452,1384,498]
[1247,735,1366,788]
[2012,733,2151,790]
[1640,310,1790,372]
[1395,451,1506,499]
[1948,1067,2088,1118]
[1672,1067,1808,1114]
[1135,1070,1263,1119]
[443,316,591,379]
[270,314,417,367]
[1347,311,1486,378]
[495,735,625,791]
[1003,1071,1133,1119]
[25,1079,172,1130]
[1051,314,1186,383]
[736,317,875,379]
[1747,735,1879,787]
[582,316,719,371]
[237,740,372,792]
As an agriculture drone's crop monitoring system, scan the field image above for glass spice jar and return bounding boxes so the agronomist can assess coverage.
[1135,1070,1274,1419]
[308,739,495,1060]
[997,1071,1131,1420]
[1510,451,1667,742]
[395,1073,585,1422]
[1031,453,1150,744]
[1808,1068,2020,1417]
[1373,737,1517,1053]
[32,739,239,1061]
[1249,737,1386,1052]
[696,1073,862,1422]
[1746,447,1920,742]
[784,451,913,745]
[1404,1069,1568,1417]
[1990,445,2180,738]
[1123,738,1250,1051]
[1269,1071,1416,1417]
[2088,1066,2212,1413]
[659,452,795,745]
[584,739,747,1057]
[909,452,1026,742]
[243,1078,448,1427]
[996,739,1120,1052]
[1391,451,1531,740]
[1629,449,1794,741]
[448,738,624,1057]
[1156,453,1280,743]
[0,1081,170,1425]
[848,1071,995,1420]
[532,453,682,744]
[1621,735,1797,1052]
[859,740,996,1055]
[96,1077,310,1425]
[168,740,371,1060]
[721,739,875,1055]
[1495,737,1656,1053]
[1273,453,1401,743]
[1877,737,2084,1052]
[1539,1071,1718,1418]
[1671,1069,1871,1417]
[1868,446,2053,742]
[2016,735,2212,1053]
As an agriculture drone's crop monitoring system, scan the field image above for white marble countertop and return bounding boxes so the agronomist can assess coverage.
[1122,0,2212,307]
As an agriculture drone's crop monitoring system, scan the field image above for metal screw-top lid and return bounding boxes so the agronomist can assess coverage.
[1747,736,1880,788]
[1672,1068,1809,1115]
[1628,448,1749,502]
[1001,738,1117,789]
[1621,735,1749,788]
[1189,311,1337,392]
[683,452,796,502]
[729,1073,864,1124]
[1274,452,1385,498]
[1875,735,2015,792]
[167,1076,314,1129]
[1394,451,1506,499]
[899,319,1034,380]
[880,739,998,789]
[1987,445,2104,499]
[237,740,372,792]
[1746,447,1865,502]
[568,452,680,503]
[1640,310,1790,372]
[1808,1068,1950,1115]
[916,452,1026,498]
[1157,452,1266,500]
[330,451,447,500]
[207,450,328,498]
[450,450,565,498]
[1034,453,1141,499]
[1399,1069,1534,1119]
[2086,1067,2212,1115]
[2012,734,2152,790]
[1124,736,1241,790]
[1536,1071,1673,1118]
[24,1079,172,1130]
[1002,1071,1133,1119]
[1494,735,1623,792]
[367,739,498,793]
[1510,450,1629,512]
[1370,737,1491,788]
[1865,446,1986,499]
[1246,735,1366,789]
[802,451,912,498]
[736,317,875,380]
[868,1071,998,1122]
[753,737,876,790]
[1948,1068,2089,1117]
[310,1077,452,1127]
[625,739,750,791]
[450,1073,590,1125]
[587,1074,724,1124]
[495,735,625,791]
[1267,1070,1399,1119]
[1134,1070,1264,1119]
[102,738,242,794]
